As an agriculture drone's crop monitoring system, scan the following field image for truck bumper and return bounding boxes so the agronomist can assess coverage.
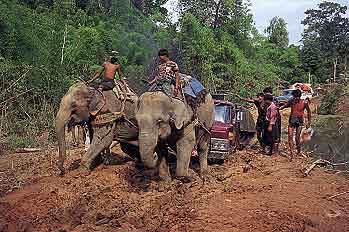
[208,150,229,160]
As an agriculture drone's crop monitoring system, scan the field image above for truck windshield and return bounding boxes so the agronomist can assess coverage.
[214,105,231,123]
[283,90,295,96]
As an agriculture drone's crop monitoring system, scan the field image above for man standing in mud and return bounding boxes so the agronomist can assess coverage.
[279,89,311,160]
[236,93,267,150]
[262,94,281,156]
[149,48,180,97]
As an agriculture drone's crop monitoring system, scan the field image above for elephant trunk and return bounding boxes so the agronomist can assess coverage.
[138,132,158,169]
[55,99,71,175]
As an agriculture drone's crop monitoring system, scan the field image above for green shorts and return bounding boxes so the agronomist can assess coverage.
[289,116,304,128]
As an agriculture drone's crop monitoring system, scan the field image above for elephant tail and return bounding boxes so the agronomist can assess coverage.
[55,95,72,176]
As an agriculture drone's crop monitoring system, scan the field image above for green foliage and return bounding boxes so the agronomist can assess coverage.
[0,0,166,146]
[177,3,304,99]
[3,0,345,147]
[265,17,289,48]
[318,85,344,115]
[301,1,348,82]
[5,135,38,150]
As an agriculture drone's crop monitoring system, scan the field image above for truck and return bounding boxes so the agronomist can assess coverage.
[209,94,255,162]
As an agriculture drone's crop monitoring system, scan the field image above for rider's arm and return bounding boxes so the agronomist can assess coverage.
[173,63,180,91]
[87,65,104,84]
[278,101,290,110]
[117,65,125,84]
[149,78,156,85]
[235,94,254,103]
[175,71,180,91]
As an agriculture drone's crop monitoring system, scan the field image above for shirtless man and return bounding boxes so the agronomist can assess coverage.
[237,93,267,149]
[87,55,125,91]
[279,89,311,160]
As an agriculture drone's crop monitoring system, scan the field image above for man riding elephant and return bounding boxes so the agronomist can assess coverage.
[56,63,139,175]
[87,51,133,98]
[149,48,181,97]
[136,49,214,181]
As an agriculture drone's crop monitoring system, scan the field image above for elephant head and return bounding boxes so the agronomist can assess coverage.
[55,83,105,175]
[135,92,190,168]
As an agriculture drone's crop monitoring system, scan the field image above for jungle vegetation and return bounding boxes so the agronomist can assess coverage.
[0,0,347,147]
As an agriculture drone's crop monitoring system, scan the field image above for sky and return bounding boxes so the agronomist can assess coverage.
[250,0,349,45]
[164,0,349,45]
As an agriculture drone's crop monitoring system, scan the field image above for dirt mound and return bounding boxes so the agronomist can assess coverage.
[0,145,348,232]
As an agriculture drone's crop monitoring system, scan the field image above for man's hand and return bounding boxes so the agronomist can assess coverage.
[268,125,273,132]
[174,86,179,97]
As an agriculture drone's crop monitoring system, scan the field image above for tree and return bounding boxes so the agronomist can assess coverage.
[265,16,289,48]
[302,1,348,82]
[131,0,168,16]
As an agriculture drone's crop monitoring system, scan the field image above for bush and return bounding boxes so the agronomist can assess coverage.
[318,85,344,115]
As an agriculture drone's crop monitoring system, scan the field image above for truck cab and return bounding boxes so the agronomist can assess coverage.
[209,95,255,162]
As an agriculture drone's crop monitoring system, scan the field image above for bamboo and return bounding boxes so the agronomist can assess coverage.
[61,25,68,65]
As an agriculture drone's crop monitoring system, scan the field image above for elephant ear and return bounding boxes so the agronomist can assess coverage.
[171,99,190,130]
[88,88,107,115]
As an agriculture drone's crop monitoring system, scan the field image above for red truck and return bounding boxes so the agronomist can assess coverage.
[209,94,255,162]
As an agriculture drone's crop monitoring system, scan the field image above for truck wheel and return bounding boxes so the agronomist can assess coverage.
[120,142,140,160]
[208,158,224,165]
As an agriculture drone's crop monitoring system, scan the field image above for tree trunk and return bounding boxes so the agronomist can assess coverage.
[333,58,338,83]
[344,53,348,80]
[61,25,67,65]
[213,0,222,29]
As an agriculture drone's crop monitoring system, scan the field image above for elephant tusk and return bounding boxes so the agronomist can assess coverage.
[153,152,158,161]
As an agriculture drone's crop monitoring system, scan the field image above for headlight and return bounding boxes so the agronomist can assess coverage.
[210,138,230,151]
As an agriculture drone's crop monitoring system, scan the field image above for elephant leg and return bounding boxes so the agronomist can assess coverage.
[158,150,171,181]
[101,148,112,165]
[197,131,210,178]
[175,131,195,180]
[77,126,85,146]
[81,125,114,170]
[71,126,77,146]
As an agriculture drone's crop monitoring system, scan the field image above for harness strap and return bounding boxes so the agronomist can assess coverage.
[91,112,124,126]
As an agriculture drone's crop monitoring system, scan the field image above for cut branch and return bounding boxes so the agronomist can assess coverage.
[304,159,325,177]
[0,69,30,99]
[328,191,349,200]
[15,148,42,153]
[0,88,35,106]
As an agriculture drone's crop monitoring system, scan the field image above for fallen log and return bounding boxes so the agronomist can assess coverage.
[328,191,349,200]
[15,148,42,153]
[303,159,327,177]
[303,158,349,177]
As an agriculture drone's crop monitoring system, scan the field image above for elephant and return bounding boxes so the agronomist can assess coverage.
[135,91,214,181]
[55,82,138,175]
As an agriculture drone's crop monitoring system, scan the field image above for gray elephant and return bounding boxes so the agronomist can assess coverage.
[55,83,138,175]
[135,91,214,181]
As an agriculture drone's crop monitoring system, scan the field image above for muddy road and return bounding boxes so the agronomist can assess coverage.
[0,142,348,232]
